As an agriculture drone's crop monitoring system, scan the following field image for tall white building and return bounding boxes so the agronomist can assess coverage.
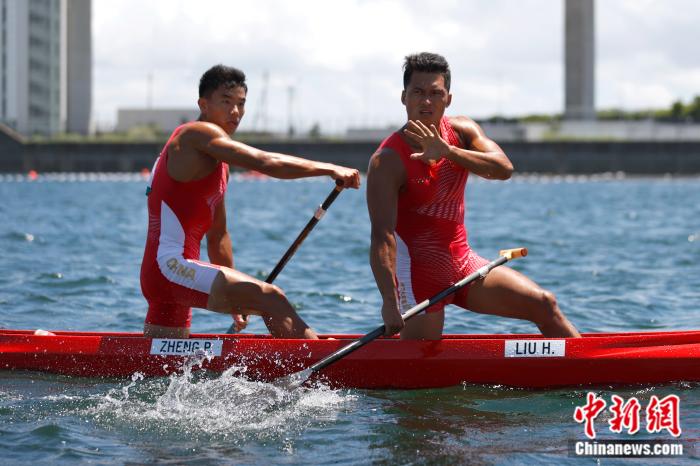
[0,0,91,136]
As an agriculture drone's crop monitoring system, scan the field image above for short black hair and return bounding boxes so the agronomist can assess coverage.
[199,64,248,98]
[403,52,451,91]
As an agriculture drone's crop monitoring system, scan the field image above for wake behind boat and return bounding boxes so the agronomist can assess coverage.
[1,329,699,389]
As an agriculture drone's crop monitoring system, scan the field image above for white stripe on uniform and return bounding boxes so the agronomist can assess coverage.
[394,233,418,313]
[156,201,220,294]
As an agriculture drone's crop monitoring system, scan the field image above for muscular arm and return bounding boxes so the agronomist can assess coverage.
[187,122,360,186]
[207,199,250,331]
[206,199,233,268]
[404,116,513,180]
[444,116,513,179]
[367,149,405,335]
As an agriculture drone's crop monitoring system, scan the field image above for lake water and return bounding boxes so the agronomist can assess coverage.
[1,172,699,464]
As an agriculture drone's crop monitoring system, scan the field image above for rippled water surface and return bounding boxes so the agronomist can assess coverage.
[1,173,699,464]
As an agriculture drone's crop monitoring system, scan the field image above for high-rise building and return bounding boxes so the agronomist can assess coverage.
[0,0,91,137]
[564,0,595,121]
[65,0,90,135]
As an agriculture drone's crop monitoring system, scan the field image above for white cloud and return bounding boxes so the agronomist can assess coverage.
[596,0,700,109]
[92,0,700,132]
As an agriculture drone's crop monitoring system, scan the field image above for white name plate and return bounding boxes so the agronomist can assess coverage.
[150,339,223,356]
[504,339,566,358]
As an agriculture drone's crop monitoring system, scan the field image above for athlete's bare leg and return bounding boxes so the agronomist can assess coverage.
[400,310,444,340]
[465,266,581,338]
[144,267,318,339]
[207,268,318,339]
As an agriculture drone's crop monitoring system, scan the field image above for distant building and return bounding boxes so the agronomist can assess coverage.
[564,0,596,121]
[346,121,700,143]
[487,120,700,142]
[0,0,91,136]
[115,108,200,133]
[65,0,91,135]
[344,127,394,142]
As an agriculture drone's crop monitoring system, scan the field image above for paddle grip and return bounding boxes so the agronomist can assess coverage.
[499,247,527,260]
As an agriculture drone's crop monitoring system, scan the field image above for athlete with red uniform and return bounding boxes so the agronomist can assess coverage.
[141,65,360,339]
[367,53,580,339]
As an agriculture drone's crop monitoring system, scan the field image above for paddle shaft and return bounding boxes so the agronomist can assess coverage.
[228,181,343,332]
[264,182,343,284]
[304,250,524,375]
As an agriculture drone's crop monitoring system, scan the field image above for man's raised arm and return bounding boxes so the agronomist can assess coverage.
[188,122,360,188]
[404,117,513,180]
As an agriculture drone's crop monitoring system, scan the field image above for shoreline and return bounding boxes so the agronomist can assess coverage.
[2,132,700,174]
[2,171,699,183]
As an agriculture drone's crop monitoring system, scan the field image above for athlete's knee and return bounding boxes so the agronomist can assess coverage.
[261,283,286,301]
[257,283,297,318]
[533,290,561,324]
[542,290,558,311]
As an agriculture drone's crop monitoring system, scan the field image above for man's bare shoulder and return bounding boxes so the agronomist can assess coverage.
[178,121,228,143]
[368,147,406,192]
[368,147,403,173]
[447,115,481,133]
[447,115,486,146]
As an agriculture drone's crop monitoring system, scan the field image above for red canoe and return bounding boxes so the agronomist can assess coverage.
[1,329,699,389]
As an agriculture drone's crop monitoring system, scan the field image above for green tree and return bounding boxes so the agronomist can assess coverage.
[308,122,321,139]
[689,96,700,121]
[670,100,684,121]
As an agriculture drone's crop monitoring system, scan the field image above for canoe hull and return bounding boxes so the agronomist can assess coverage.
[1,330,699,389]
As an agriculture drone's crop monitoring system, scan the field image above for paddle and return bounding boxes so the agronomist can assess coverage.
[276,247,528,389]
[226,180,344,333]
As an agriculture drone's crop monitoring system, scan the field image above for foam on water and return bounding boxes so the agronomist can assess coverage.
[83,355,356,443]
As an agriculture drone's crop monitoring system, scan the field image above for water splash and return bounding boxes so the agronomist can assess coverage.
[84,355,356,443]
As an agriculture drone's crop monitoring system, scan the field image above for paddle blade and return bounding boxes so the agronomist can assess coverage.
[274,367,314,390]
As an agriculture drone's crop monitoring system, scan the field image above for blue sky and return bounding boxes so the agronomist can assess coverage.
[93,0,700,134]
